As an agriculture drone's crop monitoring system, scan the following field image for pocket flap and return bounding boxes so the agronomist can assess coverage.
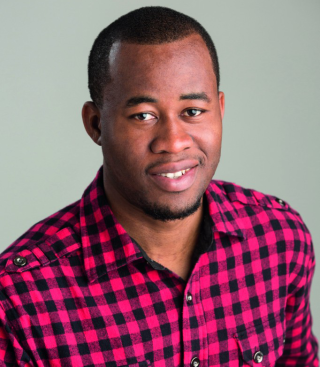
[235,315,285,366]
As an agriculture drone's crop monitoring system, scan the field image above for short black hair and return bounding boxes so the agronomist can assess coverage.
[88,6,220,108]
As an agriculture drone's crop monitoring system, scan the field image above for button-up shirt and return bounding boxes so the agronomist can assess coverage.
[0,168,318,366]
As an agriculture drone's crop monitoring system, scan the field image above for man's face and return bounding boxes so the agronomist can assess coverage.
[98,34,224,221]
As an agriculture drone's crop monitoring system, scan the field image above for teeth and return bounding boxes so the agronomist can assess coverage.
[158,168,190,179]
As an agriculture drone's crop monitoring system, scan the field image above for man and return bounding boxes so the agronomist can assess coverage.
[0,6,318,366]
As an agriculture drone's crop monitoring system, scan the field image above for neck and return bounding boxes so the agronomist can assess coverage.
[104,186,204,281]
[116,205,203,280]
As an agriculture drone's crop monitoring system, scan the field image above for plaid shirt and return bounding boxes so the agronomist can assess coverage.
[0,168,318,367]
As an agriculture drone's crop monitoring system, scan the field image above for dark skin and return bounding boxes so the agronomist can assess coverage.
[82,34,225,280]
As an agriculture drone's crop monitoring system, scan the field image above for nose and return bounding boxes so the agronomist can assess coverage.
[150,116,193,154]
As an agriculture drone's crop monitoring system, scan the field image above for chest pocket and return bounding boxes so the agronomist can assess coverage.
[235,314,285,366]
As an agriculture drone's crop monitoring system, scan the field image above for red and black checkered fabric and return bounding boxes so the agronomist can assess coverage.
[0,168,318,366]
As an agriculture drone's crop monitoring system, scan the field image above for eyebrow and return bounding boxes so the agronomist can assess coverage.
[179,92,211,102]
[124,92,211,107]
[125,96,158,107]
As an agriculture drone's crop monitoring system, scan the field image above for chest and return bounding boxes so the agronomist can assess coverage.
[9,235,289,367]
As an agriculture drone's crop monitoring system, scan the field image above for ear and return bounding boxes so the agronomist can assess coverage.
[82,101,102,146]
[218,91,225,120]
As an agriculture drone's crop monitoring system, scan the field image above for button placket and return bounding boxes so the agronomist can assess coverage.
[186,293,193,304]
[183,269,208,367]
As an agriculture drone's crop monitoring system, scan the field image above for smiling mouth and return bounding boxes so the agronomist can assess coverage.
[156,168,191,179]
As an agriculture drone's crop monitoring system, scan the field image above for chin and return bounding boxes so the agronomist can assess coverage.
[140,196,202,222]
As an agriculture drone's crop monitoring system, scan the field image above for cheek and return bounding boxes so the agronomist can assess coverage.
[201,131,222,176]
[198,125,222,156]
[101,132,148,178]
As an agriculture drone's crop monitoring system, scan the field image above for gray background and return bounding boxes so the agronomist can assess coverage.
[1,1,319,340]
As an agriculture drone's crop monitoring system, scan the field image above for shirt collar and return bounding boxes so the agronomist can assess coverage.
[79,168,246,283]
[205,182,247,240]
[79,168,145,283]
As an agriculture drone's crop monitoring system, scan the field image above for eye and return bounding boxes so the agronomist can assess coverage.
[132,113,156,121]
[182,109,204,117]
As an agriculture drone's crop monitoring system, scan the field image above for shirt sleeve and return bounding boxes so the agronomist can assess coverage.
[276,227,319,366]
[0,303,34,367]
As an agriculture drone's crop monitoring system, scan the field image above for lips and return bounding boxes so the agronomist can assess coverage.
[147,160,199,192]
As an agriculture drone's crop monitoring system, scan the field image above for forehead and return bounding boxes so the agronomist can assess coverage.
[106,35,216,101]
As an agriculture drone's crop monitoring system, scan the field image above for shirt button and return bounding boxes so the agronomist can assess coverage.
[276,198,285,206]
[13,256,27,267]
[190,356,200,367]
[253,351,264,363]
[186,293,193,304]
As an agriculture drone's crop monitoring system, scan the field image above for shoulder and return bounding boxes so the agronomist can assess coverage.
[0,200,81,275]
[207,180,312,246]
[207,179,315,273]
[208,179,302,216]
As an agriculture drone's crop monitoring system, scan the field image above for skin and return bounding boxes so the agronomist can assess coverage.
[82,34,225,280]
